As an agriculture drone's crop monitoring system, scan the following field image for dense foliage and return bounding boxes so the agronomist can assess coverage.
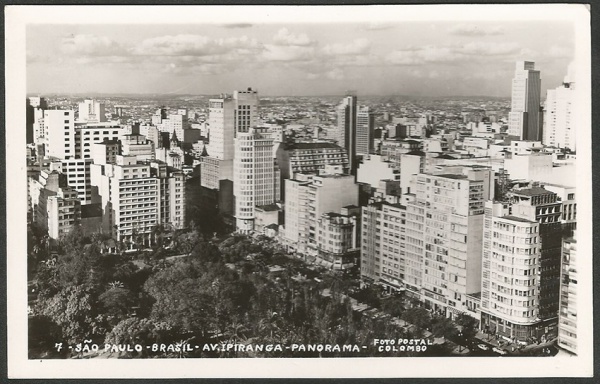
[29,226,467,359]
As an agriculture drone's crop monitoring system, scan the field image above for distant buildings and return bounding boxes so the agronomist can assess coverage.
[508,61,542,141]
[78,99,107,123]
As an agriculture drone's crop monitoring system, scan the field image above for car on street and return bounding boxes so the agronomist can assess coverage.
[477,343,489,351]
[492,347,508,355]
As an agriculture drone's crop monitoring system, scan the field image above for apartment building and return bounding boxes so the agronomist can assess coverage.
[480,186,563,342]
[91,155,185,246]
[276,141,349,181]
[403,166,494,317]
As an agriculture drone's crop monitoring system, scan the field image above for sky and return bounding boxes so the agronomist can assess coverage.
[25,8,579,97]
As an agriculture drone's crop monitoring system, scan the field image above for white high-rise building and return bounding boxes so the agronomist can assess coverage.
[356,106,375,156]
[402,166,494,317]
[44,110,76,160]
[480,201,541,341]
[508,61,542,141]
[206,97,236,160]
[233,127,280,233]
[90,155,186,246]
[543,79,575,151]
[78,99,107,123]
[203,89,260,191]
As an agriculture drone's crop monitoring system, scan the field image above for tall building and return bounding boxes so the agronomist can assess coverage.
[206,97,236,160]
[480,186,563,342]
[78,99,107,123]
[233,88,259,136]
[233,128,280,233]
[90,156,185,246]
[543,78,575,151]
[396,166,494,317]
[283,166,358,256]
[361,196,407,290]
[557,233,577,354]
[480,201,542,341]
[203,89,260,192]
[283,173,313,254]
[356,106,375,156]
[336,93,358,174]
[508,61,542,141]
[44,110,76,160]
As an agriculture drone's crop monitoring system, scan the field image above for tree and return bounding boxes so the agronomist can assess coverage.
[381,296,405,318]
[400,307,432,335]
[104,317,176,358]
[456,313,479,340]
[35,285,105,345]
[99,286,138,326]
[431,315,458,339]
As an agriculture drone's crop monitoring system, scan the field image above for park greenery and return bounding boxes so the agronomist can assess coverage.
[28,222,478,359]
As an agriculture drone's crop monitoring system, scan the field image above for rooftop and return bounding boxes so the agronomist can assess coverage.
[256,204,279,212]
[287,142,341,150]
[502,215,537,224]
[511,186,553,197]
[436,174,468,180]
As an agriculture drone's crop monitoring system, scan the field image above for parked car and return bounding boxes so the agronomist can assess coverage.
[493,347,508,355]
[477,343,489,351]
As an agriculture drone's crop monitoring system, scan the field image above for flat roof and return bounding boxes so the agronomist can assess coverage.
[511,186,553,196]
[436,173,468,180]
[502,215,537,224]
[287,142,341,150]
[256,204,279,211]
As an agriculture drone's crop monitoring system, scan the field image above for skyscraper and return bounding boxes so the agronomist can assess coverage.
[203,89,260,191]
[233,88,259,136]
[543,77,575,151]
[508,61,542,141]
[233,127,280,233]
[336,92,358,174]
[356,106,375,156]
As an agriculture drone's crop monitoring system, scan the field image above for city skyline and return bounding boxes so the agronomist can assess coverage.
[9,4,593,380]
[26,10,577,97]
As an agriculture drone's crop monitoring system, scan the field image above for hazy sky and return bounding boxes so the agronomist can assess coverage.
[26,15,577,97]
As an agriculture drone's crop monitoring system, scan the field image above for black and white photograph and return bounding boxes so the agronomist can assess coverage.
[5,4,593,378]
